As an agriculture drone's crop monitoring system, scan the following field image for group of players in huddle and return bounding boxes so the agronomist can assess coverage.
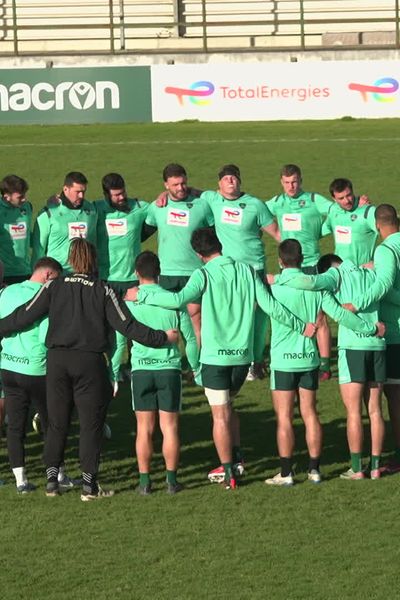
[0,161,399,497]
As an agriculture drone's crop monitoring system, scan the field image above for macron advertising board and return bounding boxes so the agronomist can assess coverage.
[0,67,152,124]
[151,61,400,121]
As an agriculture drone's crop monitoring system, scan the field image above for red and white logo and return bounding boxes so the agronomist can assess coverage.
[106,218,127,236]
[167,208,189,227]
[68,222,88,239]
[9,222,27,240]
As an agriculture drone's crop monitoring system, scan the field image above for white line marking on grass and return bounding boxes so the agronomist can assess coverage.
[0,138,399,148]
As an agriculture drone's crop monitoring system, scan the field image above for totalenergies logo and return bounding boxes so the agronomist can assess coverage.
[10,223,25,232]
[348,77,399,102]
[71,224,86,233]
[170,211,187,219]
[108,220,125,228]
[164,81,215,106]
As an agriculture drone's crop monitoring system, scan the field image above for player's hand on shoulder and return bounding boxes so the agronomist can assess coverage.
[124,286,139,302]
[361,262,374,269]
[359,194,370,206]
[47,194,61,207]
[375,322,386,337]
[156,191,168,207]
[266,273,275,285]
[165,329,179,344]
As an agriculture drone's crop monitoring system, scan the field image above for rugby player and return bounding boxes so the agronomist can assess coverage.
[344,204,400,474]
[143,163,214,374]
[125,251,183,495]
[322,178,377,266]
[265,240,385,486]
[32,171,97,272]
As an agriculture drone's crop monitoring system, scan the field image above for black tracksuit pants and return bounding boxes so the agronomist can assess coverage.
[1,369,48,469]
[44,349,112,475]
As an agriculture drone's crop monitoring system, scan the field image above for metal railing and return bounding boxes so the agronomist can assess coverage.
[0,0,399,55]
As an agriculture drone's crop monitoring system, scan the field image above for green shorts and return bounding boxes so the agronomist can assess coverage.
[108,280,139,295]
[385,345,400,384]
[338,349,386,384]
[131,369,182,412]
[159,275,190,293]
[301,265,318,275]
[270,368,319,391]
[201,363,250,393]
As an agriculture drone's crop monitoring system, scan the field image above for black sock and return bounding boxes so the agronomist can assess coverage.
[46,467,58,483]
[280,457,292,477]
[308,457,320,472]
[82,472,97,493]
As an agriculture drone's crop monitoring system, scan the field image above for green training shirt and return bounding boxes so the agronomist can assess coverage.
[270,267,378,371]
[32,200,97,272]
[266,190,332,267]
[0,281,48,376]
[0,198,32,277]
[145,195,214,276]
[352,232,400,315]
[275,261,384,351]
[202,191,274,271]
[126,284,181,371]
[138,256,306,367]
[321,200,377,265]
[95,198,148,282]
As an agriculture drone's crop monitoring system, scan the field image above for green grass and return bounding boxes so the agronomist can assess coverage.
[1,119,400,599]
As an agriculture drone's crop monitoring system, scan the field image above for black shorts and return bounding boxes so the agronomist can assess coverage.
[270,368,319,391]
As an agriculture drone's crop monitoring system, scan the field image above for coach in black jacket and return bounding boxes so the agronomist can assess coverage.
[0,238,178,501]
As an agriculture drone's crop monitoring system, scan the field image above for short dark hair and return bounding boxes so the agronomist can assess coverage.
[135,251,160,280]
[0,174,29,197]
[280,164,301,178]
[317,254,342,274]
[375,203,399,227]
[64,172,88,187]
[191,227,222,257]
[163,163,187,182]
[218,164,241,182]
[278,239,303,268]
[329,178,353,197]
[33,256,63,274]
[102,173,125,196]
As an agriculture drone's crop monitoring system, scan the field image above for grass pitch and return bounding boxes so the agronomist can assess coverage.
[0,119,400,600]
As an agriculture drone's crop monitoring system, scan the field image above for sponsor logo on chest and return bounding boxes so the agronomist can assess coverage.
[282,213,302,231]
[106,218,127,236]
[335,225,352,244]
[221,206,243,225]
[68,221,88,239]
[167,208,190,227]
[9,222,27,240]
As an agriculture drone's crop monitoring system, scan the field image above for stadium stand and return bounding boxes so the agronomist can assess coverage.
[0,0,398,54]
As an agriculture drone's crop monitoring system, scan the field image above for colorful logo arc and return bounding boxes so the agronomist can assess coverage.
[348,77,399,102]
[164,81,215,106]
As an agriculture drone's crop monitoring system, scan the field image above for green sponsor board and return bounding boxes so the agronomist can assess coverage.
[0,66,151,124]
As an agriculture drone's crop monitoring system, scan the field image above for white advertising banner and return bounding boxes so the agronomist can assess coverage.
[151,61,400,121]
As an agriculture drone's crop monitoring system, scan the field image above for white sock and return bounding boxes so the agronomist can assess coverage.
[58,465,66,482]
[13,467,26,487]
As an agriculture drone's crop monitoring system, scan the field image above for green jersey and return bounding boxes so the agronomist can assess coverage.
[32,199,97,272]
[0,281,48,376]
[267,190,332,267]
[126,284,181,371]
[202,191,274,271]
[321,200,377,265]
[352,232,400,321]
[0,198,32,277]
[275,261,384,351]
[145,195,214,276]
[95,198,148,282]
[270,267,378,371]
[138,256,306,367]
